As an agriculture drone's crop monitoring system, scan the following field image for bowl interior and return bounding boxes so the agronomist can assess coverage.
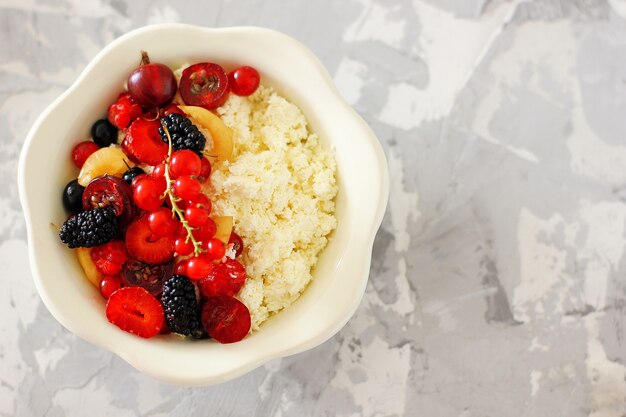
[19,25,388,385]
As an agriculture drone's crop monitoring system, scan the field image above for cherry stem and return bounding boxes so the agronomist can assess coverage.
[140,50,150,66]
[160,122,204,257]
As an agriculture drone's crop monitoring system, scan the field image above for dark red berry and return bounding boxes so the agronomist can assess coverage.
[122,258,175,296]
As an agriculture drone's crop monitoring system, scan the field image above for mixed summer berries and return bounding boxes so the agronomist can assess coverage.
[58,51,261,343]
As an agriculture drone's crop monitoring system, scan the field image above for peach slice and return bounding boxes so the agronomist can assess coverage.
[179,105,233,164]
[78,146,133,187]
[212,216,233,245]
[76,247,103,288]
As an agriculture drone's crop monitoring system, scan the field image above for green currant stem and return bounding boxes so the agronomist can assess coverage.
[160,122,204,257]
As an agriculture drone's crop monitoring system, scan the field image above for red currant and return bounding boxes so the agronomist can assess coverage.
[170,150,201,178]
[184,206,209,227]
[186,255,214,281]
[174,260,190,275]
[152,163,166,179]
[172,176,201,201]
[71,141,100,168]
[198,157,212,182]
[132,175,165,211]
[174,237,194,256]
[195,217,217,240]
[147,207,178,237]
[228,66,260,96]
[187,194,212,214]
[228,232,244,258]
[204,238,225,260]
[100,275,122,299]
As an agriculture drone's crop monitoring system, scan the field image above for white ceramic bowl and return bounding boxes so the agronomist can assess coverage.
[18,24,389,385]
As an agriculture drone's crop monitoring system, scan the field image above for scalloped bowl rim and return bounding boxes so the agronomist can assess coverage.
[18,24,389,385]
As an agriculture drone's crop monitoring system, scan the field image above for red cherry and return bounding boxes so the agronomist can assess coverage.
[179,63,229,109]
[174,237,194,256]
[170,150,201,178]
[107,93,142,129]
[148,207,178,237]
[172,176,201,201]
[83,175,136,227]
[184,206,209,228]
[198,157,212,182]
[228,66,260,96]
[71,141,100,168]
[201,295,251,343]
[228,232,244,258]
[132,175,165,211]
[127,52,177,107]
[162,104,184,116]
[100,274,122,299]
[186,255,214,281]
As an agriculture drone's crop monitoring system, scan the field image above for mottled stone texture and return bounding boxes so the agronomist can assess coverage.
[2,0,626,416]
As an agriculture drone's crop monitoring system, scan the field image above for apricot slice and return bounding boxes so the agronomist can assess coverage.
[76,247,103,288]
[212,216,233,245]
[78,146,133,187]
[179,105,233,163]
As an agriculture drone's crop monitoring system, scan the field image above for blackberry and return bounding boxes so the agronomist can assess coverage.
[59,208,118,248]
[158,113,206,156]
[162,274,207,339]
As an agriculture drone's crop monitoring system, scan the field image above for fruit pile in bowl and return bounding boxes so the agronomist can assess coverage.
[58,52,262,343]
[19,25,388,385]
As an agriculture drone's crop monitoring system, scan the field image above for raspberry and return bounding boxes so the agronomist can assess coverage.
[90,240,128,275]
[198,258,246,298]
[107,93,142,129]
[106,287,164,338]
[161,275,206,339]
